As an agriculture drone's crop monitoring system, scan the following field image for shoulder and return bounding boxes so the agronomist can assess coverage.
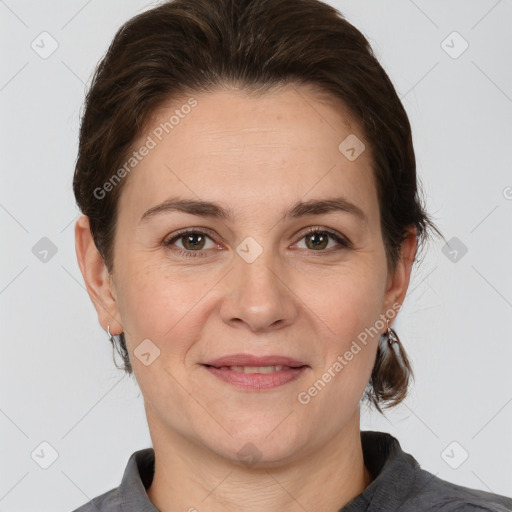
[359,431,511,512]
[70,486,121,511]
[69,447,154,512]
[401,466,512,512]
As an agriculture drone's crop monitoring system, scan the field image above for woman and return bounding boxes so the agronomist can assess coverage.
[72,0,512,510]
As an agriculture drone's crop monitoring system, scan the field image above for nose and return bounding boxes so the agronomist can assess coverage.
[219,246,299,333]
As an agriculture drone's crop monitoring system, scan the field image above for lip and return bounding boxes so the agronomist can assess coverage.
[201,353,310,391]
[202,365,309,391]
[202,353,308,368]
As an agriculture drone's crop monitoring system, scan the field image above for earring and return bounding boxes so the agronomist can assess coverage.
[108,324,125,342]
[381,317,399,348]
[107,324,116,343]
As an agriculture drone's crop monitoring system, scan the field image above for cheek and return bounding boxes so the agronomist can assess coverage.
[307,288,381,415]
[117,258,217,359]
[315,266,386,337]
[308,264,385,390]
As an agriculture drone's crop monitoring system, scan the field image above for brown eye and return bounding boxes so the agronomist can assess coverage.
[305,231,329,250]
[180,232,207,250]
[163,230,217,258]
[297,228,351,252]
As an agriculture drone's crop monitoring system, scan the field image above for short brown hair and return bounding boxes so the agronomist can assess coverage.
[73,0,442,413]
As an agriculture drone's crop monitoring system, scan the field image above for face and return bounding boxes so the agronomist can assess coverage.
[77,84,415,466]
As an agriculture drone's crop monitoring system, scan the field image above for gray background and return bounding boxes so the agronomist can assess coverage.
[1,0,511,510]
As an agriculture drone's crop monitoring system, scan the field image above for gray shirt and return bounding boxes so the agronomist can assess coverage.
[71,430,512,511]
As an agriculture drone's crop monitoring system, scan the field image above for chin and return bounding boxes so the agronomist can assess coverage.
[201,423,308,468]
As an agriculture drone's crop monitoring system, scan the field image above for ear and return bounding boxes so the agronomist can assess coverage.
[381,226,418,325]
[74,214,123,335]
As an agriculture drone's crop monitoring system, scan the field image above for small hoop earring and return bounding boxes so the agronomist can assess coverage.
[383,317,399,347]
[107,324,115,343]
[107,324,125,343]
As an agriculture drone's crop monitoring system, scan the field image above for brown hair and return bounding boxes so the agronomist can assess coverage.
[73,0,442,413]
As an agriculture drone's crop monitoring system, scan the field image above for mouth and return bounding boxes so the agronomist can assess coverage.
[202,364,306,373]
[200,354,310,390]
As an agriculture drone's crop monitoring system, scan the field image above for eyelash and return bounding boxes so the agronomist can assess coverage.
[163,227,352,259]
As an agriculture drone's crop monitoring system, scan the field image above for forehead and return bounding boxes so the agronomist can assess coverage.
[118,85,378,225]
[149,84,358,148]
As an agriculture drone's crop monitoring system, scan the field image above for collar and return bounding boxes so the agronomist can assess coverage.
[117,430,413,511]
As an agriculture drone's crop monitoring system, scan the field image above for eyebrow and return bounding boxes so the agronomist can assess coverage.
[139,196,368,225]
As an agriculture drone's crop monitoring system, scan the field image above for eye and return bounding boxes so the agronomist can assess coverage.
[163,226,352,259]
[163,229,219,258]
[295,227,352,252]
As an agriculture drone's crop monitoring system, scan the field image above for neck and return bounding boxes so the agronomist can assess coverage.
[146,409,373,512]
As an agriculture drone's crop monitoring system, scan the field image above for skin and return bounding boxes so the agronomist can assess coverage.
[75,84,417,512]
